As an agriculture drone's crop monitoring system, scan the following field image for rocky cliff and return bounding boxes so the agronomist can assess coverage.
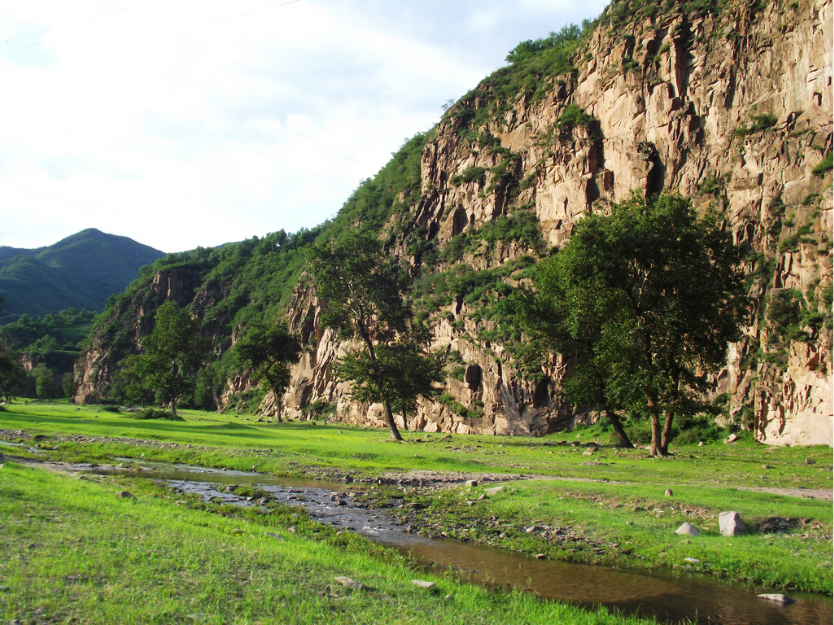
[75,0,832,447]
[275,0,832,446]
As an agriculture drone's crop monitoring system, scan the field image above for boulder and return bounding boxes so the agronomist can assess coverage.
[665,489,673,497]
[719,511,745,536]
[483,486,504,497]
[115,491,136,499]
[464,479,478,488]
[412,580,437,591]
[675,522,699,536]
[757,594,794,605]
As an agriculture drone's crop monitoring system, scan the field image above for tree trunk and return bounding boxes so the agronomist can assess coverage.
[661,412,674,455]
[171,398,178,418]
[647,394,665,456]
[382,400,402,441]
[605,410,633,448]
[661,373,680,455]
[273,389,283,423]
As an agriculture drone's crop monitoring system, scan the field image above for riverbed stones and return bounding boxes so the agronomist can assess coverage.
[412,580,437,591]
[719,511,746,536]
[675,522,699,536]
[757,593,794,604]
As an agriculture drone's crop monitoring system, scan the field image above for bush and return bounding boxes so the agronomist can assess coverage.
[101,405,121,413]
[132,408,184,421]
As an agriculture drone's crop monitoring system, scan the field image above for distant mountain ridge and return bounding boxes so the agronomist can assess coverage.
[0,228,164,318]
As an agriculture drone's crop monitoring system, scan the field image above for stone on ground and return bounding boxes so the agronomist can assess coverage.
[412,580,437,591]
[483,486,504,497]
[115,491,136,499]
[675,522,699,536]
[719,511,746,536]
[335,577,367,590]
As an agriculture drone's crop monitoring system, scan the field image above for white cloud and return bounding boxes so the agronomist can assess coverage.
[0,0,609,252]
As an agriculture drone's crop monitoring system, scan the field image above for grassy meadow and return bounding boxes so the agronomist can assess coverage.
[0,401,832,623]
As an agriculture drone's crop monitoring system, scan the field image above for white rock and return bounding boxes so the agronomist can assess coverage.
[718,511,746,536]
[757,594,794,604]
[483,486,504,497]
[675,522,699,536]
[412,580,437,591]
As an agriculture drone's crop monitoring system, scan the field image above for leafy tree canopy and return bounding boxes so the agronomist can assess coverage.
[139,301,212,417]
[521,192,748,455]
[233,319,302,421]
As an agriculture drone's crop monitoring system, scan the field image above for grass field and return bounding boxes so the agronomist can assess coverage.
[0,401,831,623]
[0,461,652,624]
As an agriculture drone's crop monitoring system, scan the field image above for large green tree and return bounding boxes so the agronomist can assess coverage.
[233,319,302,421]
[139,301,211,418]
[524,192,747,456]
[307,232,417,440]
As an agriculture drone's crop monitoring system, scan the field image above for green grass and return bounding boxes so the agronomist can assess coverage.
[1,403,831,596]
[0,462,651,624]
[393,479,832,593]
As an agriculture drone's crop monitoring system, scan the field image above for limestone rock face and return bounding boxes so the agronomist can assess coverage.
[74,1,832,446]
[277,0,832,445]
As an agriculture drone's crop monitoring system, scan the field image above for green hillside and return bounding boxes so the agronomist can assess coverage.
[0,228,164,319]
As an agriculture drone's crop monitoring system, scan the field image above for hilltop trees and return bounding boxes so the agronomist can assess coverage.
[307,232,442,440]
[233,319,302,421]
[519,193,748,455]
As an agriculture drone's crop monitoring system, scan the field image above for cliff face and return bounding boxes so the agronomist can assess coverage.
[75,0,832,447]
[277,0,832,445]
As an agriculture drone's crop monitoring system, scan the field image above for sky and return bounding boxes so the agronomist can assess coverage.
[0,0,609,253]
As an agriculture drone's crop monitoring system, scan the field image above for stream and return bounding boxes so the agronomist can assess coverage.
[69,460,833,625]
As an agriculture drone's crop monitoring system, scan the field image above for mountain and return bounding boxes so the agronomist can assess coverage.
[0,229,165,318]
[74,0,832,447]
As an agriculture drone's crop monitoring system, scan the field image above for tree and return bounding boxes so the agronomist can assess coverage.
[32,364,54,399]
[0,343,25,401]
[114,354,153,407]
[233,319,302,421]
[513,265,635,447]
[139,301,211,418]
[335,329,444,431]
[523,192,747,456]
[307,232,414,440]
[61,371,76,399]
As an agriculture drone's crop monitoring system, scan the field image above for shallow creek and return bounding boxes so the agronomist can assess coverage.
[81,461,831,625]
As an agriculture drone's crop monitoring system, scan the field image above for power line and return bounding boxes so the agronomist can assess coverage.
[0,4,137,46]
[0,1,192,57]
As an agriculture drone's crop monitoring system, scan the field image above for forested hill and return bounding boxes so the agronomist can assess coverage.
[0,229,164,319]
[75,0,832,447]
